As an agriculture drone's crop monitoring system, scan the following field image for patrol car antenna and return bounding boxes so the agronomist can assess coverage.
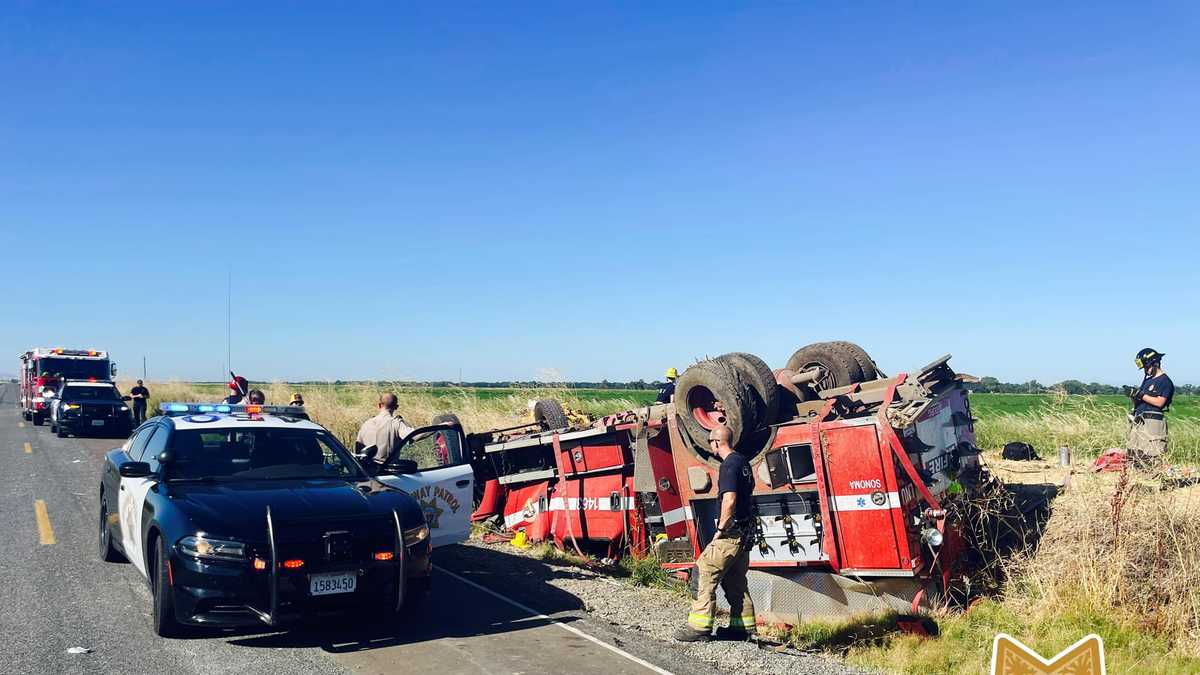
[226,265,232,374]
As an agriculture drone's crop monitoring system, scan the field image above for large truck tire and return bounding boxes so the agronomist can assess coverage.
[432,412,463,428]
[828,341,880,381]
[676,359,753,450]
[532,399,569,431]
[786,342,865,392]
[716,352,780,430]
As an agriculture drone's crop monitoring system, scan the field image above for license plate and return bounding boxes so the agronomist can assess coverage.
[91,420,106,426]
[309,572,357,596]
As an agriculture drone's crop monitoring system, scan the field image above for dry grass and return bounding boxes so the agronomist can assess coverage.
[117,380,640,448]
[1009,470,1200,650]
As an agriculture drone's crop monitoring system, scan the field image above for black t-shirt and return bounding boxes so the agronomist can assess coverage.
[1135,373,1174,414]
[655,381,676,403]
[130,386,149,403]
[717,452,754,523]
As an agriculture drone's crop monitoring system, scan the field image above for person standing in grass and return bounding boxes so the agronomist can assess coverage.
[1126,347,1174,469]
[354,393,415,468]
[129,379,150,425]
[656,367,678,403]
[675,425,756,642]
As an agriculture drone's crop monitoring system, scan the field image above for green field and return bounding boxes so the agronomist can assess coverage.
[969,392,1200,420]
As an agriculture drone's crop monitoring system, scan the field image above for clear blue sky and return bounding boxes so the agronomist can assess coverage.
[2,3,1197,386]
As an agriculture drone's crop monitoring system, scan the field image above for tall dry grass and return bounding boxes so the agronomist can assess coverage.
[975,395,1200,462]
[1007,471,1200,650]
[117,380,640,448]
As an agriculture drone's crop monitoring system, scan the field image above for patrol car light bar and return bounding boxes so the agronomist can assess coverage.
[159,402,306,416]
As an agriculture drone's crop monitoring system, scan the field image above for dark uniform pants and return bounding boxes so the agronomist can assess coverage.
[132,401,147,425]
[687,529,755,633]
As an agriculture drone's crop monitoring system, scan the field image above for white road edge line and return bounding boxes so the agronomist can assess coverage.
[434,565,676,675]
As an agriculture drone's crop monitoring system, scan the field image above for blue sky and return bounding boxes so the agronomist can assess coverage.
[2,3,1197,385]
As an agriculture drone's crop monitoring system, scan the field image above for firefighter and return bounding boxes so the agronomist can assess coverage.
[676,425,756,642]
[656,367,678,403]
[290,393,305,407]
[1126,347,1174,469]
[224,375,249,404]
[354,393,415,467]
[129,379,150,425]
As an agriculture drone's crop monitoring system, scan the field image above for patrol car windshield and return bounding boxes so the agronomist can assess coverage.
[63,385,122,401]
[37,358,109,380]
[165,428,367,482]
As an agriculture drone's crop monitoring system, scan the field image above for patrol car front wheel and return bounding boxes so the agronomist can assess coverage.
[98,498,124,563]
[151,537,188,638]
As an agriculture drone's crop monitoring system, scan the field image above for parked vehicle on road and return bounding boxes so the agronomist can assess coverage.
[97,402,469,637]
[18,348,116,425]
[49,380,133,438]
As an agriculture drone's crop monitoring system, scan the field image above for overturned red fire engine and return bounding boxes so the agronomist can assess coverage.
[460,342,980,621]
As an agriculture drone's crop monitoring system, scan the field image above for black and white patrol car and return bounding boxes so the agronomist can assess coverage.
[98,403,475,637]
[49,380,133,438]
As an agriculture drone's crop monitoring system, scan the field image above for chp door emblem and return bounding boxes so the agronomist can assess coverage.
[870,490,887,507]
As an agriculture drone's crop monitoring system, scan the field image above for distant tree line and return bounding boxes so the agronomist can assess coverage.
[966,376,1198,396]
[307,380,666,390]
[230,377,1197,396]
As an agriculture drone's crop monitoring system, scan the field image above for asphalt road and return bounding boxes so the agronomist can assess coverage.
[0,383,707,675]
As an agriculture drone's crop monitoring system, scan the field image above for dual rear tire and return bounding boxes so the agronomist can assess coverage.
[675,342,877,453]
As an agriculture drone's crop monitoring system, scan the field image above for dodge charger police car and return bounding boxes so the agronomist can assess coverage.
[98,403,474,637]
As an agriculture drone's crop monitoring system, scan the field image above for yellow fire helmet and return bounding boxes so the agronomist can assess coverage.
[666,367,678,380]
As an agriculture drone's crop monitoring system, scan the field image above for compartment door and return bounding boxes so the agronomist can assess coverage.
[821,425,903,571]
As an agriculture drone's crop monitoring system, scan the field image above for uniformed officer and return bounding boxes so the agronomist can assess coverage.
[676,425,756,642]
[656,368,678,404]
[1126,347,1174,469]
[355,393,415,468]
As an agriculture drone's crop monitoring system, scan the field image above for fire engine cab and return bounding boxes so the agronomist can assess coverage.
[19,348,117,425]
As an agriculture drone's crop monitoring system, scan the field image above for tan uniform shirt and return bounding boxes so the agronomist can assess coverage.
[355,410,415,465]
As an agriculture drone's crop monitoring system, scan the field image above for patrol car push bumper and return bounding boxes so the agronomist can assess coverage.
[244,506,408,627]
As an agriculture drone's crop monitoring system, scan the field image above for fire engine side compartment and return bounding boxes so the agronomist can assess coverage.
[818,423,908,573]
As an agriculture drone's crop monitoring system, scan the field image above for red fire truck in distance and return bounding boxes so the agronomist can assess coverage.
[19,348,117,425]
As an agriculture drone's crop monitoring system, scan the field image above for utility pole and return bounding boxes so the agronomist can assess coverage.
[143,356,147,380]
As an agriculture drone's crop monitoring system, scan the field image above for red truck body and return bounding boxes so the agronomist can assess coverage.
[471,353,979,620]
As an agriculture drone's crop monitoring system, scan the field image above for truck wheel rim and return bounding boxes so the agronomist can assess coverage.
[687,385,727,430]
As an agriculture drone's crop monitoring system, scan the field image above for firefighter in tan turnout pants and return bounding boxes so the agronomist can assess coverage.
[1126,347,1174,469]
[676,425,756,642]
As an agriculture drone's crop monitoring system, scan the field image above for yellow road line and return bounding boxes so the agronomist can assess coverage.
[35,500,56,545]
[18,421,25,428]
[23,442,32,454]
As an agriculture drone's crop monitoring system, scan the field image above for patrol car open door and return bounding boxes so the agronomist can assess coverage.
[375,423,474,548]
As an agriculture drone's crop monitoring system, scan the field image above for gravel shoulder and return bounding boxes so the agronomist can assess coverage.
[438,539,868,675]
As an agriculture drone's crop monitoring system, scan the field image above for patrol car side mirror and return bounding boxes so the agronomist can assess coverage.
[119,461,152,478]
[387,459,420,475]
